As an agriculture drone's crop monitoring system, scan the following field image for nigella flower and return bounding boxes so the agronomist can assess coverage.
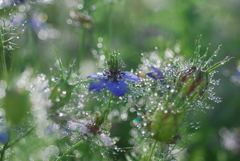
[88,72,141,96]
[67,119,112,146]
[88,53,141,96]
[146,66,165,81]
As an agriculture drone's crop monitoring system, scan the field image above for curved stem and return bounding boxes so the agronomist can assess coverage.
[0,126,35,160]
[6,126,35,149]
[56,140,84,161]
[147,140,157,161]
[0,142,8,161]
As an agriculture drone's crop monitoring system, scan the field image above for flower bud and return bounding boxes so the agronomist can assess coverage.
[150,109,181,143]
[107,53,123,75]
[179,66,208,97]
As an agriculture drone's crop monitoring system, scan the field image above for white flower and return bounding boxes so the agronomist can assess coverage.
[67,119,112,146]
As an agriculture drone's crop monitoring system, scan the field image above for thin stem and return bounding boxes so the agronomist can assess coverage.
[147,140,157,161]
[102,93,113,120]
[107,93,113,110]
[56,140,84,161]
[108,1,113,49]
[0,126,35,160]
[55,49,65,77]
[205,56,233,73]
[0,142,8,161]
[6,126,35,149]
[202,45,222,70]
[78,0,88,69]
[193,34,202,64]
[25,18,39,70]
[79,27,86,69]
[0,27,8,82]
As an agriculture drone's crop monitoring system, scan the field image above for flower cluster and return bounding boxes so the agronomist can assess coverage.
[0,35,232,160]
[125,41,232,160]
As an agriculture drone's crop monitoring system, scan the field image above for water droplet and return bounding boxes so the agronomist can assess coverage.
[141,130,146,135]
[170,89,175,93]
[55,97,60,102]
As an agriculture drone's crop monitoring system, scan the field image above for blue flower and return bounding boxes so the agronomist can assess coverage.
[88,71,141,96]
[146,66,165,81]
[14,0,25,3]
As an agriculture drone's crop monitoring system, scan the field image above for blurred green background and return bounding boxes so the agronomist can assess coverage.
[3,0,240,160]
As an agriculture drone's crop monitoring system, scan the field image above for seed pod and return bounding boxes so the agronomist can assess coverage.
[151,109,181,143]
[179,66,208,97]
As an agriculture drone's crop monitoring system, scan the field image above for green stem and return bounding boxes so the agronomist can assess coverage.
[79,27,86,69]
[202,45,221,70]
[78,0,88,69]
[0,126,35,160]
[6,126,35,149]
[56,140,84,161]
[108,2,113,49]
[193,34,202,64]
[147,140,157,161]
[205,56,233,73]
[0,142,8,161]
[103,93,113,120]
[55,49,65,77]
[0,27,8,82]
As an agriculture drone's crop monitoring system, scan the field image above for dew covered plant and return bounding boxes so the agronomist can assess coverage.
[0,1,234,161]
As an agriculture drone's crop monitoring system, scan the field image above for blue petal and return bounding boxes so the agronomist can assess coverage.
[146,66,164,80]
[146,72,158,80]
[121,72,141,83]
[150,66,162,75]
[0,131,8,144]
[107,80,127,96]
[89,78,108,91]
[87,73,104,78]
